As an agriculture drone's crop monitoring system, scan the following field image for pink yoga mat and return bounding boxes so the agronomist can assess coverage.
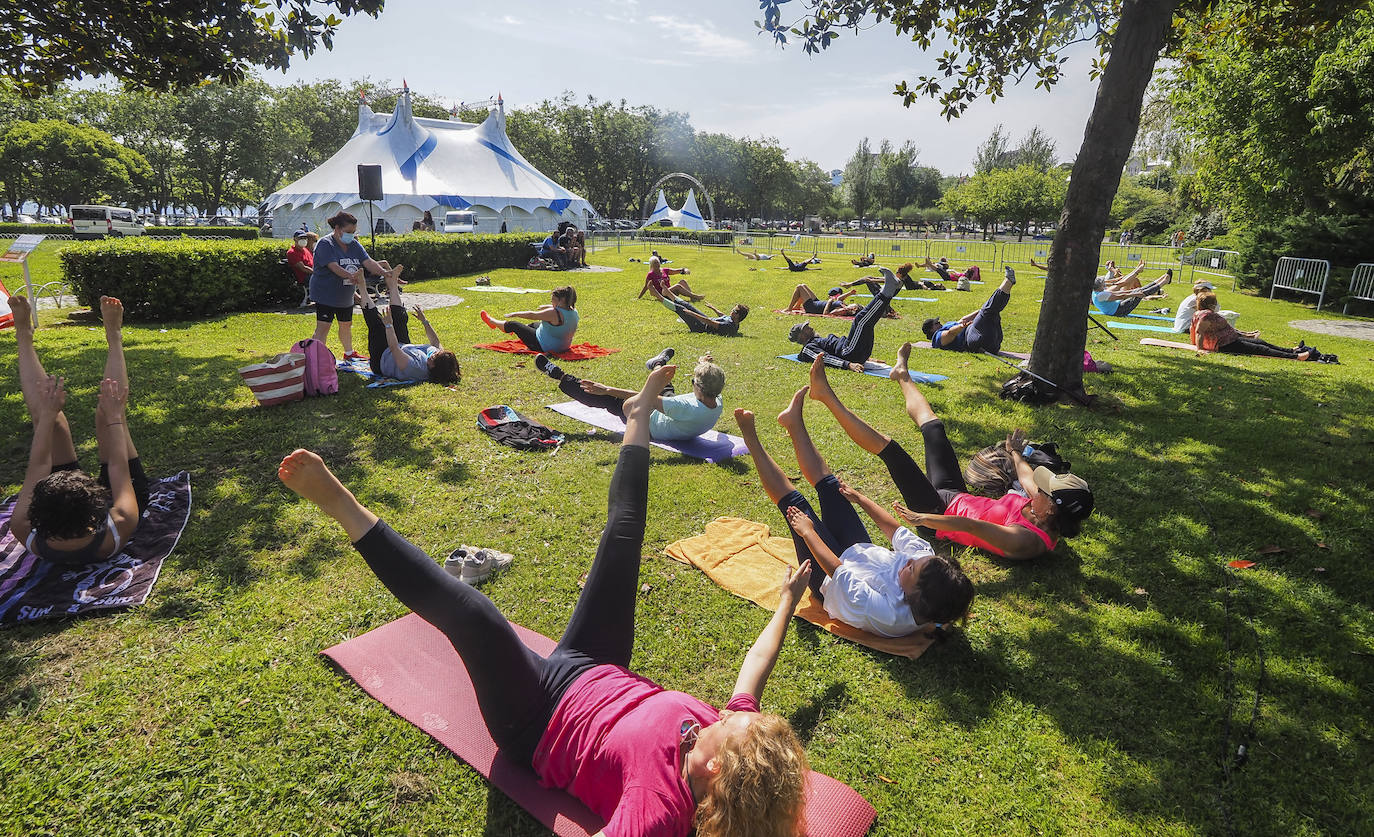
[323,614,877,837]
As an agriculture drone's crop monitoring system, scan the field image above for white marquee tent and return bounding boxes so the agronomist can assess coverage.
[639,188,709,231]
[264,88,595,236]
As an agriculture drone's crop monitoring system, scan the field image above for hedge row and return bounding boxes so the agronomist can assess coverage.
[637,227,733,246]
[61,231,547,321]
[146,226,260,240]
[0,223,70,235]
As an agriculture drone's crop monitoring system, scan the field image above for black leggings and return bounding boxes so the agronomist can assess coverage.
[875,420,968,514]
[362,305,411,376]
[963,288,1010,353]
[783,254,812,272]
[776,474,871,602]
[1217,337,1301,359]
[556,374,674,420]
[352,445,651,766]
[504,320,545,352]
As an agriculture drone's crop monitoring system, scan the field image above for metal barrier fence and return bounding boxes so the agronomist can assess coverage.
[927,239,999,269]
[1271,256,1331,310]
[1097,243,1186,272]
[1345,263,1374,314]
[1000,241,1055,273]
[1187,248,1241,289]
[864,236,929,262]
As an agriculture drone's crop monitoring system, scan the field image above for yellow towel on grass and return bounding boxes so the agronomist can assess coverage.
[665,517,933,660]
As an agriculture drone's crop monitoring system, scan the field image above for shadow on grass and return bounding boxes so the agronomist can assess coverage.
[876,352,1374,833]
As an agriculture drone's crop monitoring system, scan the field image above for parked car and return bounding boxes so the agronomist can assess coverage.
[441,210,477,233]
[70,205,146,239]
[38,215,61,224]
[14,214,37,224]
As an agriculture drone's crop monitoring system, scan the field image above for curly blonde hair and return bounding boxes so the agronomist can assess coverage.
[695,713,808,837]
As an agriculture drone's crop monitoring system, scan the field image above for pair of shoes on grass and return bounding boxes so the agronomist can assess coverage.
[443,545,514,584]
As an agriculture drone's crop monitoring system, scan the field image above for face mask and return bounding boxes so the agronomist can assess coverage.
[339,231,356,244]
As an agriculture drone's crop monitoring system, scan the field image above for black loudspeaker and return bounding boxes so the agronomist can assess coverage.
[357,164,383,200]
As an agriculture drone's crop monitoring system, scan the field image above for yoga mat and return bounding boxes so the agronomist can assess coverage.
[1091,305,1173,322]
[546,401,747,462]
[336,357,421,388]
[1,472,191,626]
[853,294,939,302]
[666,518,935,660]
[913,341,1029,360]
[322,614,877,837]
[1103,320,1176,333]
[777,354,947,384]
[474,340,619,360]
[1139,338,1211,353]
[463,285,548,294]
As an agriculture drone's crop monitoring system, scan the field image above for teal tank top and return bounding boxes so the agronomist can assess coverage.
[536,306,579,353]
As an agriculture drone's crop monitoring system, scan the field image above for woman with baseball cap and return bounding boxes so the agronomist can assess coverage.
[805,351,1094,559]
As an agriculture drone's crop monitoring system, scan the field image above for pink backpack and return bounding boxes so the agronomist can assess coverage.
[291,338,338,396]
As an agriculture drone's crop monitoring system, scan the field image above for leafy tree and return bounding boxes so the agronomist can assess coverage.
[910,165,943,207]
[0,119,150,209]
[874,139,921,210]
[174,81,272,215]
[1,0,386,96]
[1014,126,1057,171]
[841,137,877,219]
[792,159,836,216]
[973,124,1014,174]
[755,0,1368,395]
[877,206,899,228]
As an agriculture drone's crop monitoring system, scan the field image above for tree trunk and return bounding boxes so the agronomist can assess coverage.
[1029,0,1178,396]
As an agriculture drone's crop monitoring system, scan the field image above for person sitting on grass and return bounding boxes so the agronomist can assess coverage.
[1092,268,1172,317]
[739,249,774,261]
[359,274,461,384]
[277,363,811,837]
[786,284,860,317]
[9,295,149,565]
[851,252,876,267]
[1097,259,1150,292]
[657,293,749,336]
[535,350,728,441]
[479,286,580,354]
[805,350,1094,560]
[1190,292,1334,362]
[921,257,981,285]
[920,266,1018,354]
[735,394,974,640]
[637,256,702,302]
[787,268,903,372]
[1171,280,1216,333]
[539,230,569,268]
[780,249,822,272]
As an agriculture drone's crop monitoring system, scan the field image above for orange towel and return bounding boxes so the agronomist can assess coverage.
[665,517,934,659]
[474,339,620,360]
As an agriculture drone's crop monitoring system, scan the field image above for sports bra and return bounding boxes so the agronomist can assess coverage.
[26,512,123,564]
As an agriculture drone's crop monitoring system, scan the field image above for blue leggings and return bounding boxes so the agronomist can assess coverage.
[351,445,650,766]
[776,474,872,602]
[964,288,1010,353]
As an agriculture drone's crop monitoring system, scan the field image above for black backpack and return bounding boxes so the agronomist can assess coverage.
[477,406,564,451]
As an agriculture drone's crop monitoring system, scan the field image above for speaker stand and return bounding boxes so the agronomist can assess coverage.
[367,200,377,250]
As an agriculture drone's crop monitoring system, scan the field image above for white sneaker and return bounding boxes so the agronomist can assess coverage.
[458,547,514,584]
[443,545,478,579]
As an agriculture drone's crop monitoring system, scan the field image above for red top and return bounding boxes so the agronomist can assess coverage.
[646,268,684,295]
[939,492,1055,555]
[1190,309,1238,352]
[533,664,760,837]
[285,247,314,283]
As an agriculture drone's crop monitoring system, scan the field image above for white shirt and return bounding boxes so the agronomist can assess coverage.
[1172,293,1201,333]
[818,527,933,637]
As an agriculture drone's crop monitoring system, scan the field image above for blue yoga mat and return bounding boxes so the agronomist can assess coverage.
[854,294,939,302]
[777,354,947,383]
[1091,306,1174,322]
[1101,320,1177,333]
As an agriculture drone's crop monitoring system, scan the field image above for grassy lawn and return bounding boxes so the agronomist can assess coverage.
[1,242,1371,836]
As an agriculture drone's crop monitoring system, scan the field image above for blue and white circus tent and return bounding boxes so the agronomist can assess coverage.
[263,87,595,236]
[640,188,709,231]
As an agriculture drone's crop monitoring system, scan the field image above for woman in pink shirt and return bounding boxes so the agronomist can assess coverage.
[637,256,701,302]
[805,347,1094,560]
[278,363,810,837]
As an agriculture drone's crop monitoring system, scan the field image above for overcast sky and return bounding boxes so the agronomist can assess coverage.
[274,0,1102,175]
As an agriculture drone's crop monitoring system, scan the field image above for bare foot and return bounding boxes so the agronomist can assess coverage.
[9,295,32,333]
[777,386,809,429]
[734,408,760,440]
[100,296,124,335]
[890,341,913,381]
[807,356,837,405]
[633,364,677,413]
[279,449,350,508]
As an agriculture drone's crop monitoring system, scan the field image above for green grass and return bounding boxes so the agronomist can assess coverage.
[1,243,1371,836]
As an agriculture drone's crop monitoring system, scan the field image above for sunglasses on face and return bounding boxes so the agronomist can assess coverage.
[678,718,701,772]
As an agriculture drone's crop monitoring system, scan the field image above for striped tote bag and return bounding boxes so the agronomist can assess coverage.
[239,352,306,406]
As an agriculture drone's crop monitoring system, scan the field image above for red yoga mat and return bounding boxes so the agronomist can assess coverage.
[322,613,877,837]
[474,339,619,360]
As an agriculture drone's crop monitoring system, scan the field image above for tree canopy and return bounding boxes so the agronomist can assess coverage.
[1,0,385,96]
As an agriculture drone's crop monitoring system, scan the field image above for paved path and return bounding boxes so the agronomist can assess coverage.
[1289,319,1374,342]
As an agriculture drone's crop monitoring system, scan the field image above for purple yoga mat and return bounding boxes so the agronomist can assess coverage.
[322,614,877,837]
[545,401,748,462]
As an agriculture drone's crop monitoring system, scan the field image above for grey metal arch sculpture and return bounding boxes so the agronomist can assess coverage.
[641,172,716,228]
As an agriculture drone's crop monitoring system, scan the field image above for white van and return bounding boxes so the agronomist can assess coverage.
[70,205,146,239]
[441,210,478,234]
